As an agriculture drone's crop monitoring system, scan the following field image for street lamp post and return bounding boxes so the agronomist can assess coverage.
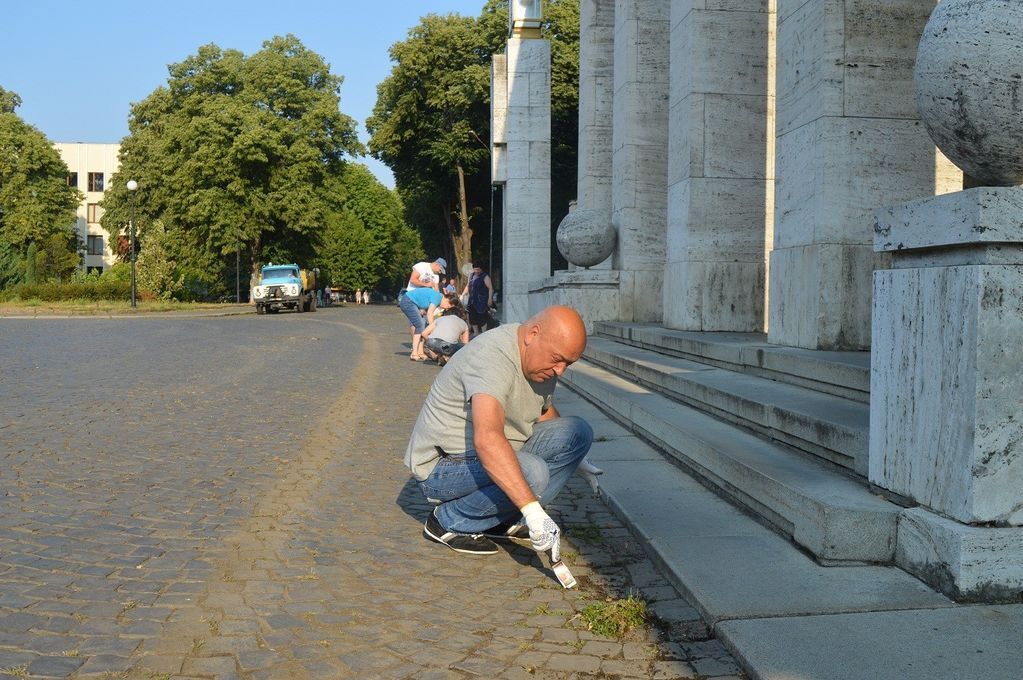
[127,180,138,308]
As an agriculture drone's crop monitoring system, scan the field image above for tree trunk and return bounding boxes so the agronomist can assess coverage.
[453,161,473,281]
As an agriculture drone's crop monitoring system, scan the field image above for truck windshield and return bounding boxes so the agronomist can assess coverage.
[264,269,298,280]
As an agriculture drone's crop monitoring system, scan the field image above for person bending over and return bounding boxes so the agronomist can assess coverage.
[404,305,593,556]
[422,294,470,365]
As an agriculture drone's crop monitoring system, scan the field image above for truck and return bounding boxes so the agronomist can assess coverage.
[252,263,318,314]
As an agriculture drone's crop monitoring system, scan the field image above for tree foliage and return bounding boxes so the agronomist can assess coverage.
[135,219,183,299]
[368,0,579,278]
[101,35,364,293]
[368,13,495,275]
[0,87,82,282]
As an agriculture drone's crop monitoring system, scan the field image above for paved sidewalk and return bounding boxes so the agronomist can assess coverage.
[0,306,743,679]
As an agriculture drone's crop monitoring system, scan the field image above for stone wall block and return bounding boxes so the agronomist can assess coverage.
[775,117,950,250]
[871,263,1023,524]
[776,0,844,136]
[703,94,771,179]
[664,260,766,331]
[668,94,705,184]
[768,243,875,350]
[677,10,773,97]
[676,0,773,14]
[896,507,1023,601]
[672,178,772,260]
[842,0,936,119]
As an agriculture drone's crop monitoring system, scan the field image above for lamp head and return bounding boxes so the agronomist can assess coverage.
[509,0,543,38]
[126,180,138,192]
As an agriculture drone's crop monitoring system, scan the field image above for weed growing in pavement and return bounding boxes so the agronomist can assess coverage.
[60,648,80,657]
[581,596,649,638]
[568,523,604,545]
[0,664,27,677]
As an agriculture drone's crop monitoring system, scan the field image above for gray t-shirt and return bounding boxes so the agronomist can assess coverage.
[404,323,556,480]
[431,315,468,343]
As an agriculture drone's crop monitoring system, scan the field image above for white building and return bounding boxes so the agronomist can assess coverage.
[53,142,120,273]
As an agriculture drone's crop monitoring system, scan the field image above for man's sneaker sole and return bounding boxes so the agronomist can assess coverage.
[424,514,499,555]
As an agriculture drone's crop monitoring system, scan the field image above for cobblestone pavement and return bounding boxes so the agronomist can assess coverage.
[0,306,744,679]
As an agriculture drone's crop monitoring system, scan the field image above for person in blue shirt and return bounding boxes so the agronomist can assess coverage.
[402,286,443,360]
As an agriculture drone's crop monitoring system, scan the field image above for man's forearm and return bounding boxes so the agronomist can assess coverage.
[475,431,537,509]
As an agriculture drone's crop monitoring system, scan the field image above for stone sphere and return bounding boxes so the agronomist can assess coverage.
[556,209,615,267]
[915,0,1023,186]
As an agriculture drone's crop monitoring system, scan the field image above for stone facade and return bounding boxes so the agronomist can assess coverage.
[493,38,552,323]
[664,1,774,332]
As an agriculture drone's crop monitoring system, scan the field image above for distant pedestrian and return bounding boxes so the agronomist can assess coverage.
[443,278,457,295]
[363,290,371,305]
[462,262,494,339]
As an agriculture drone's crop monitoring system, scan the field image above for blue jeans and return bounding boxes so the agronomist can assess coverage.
[418,416,593,533]
[398,292,426,333]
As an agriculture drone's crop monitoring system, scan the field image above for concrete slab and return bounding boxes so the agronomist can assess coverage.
[717,605,1023,680]
[563,360,900,562]
[651,532,951,625]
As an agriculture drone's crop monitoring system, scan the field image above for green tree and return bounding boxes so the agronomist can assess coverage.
[35,231,82,282]
[0,88,82,275]
[24,241,37,284]
[101,36,363,287]
[315,163,423,292]
[136,219,183,299]
[368,1,579,276]
[367,13,494,275]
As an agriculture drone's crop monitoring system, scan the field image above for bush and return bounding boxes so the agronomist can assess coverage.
[8,279,132,301]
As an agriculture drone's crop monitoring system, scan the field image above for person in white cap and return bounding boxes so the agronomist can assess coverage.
[398,258,448,360]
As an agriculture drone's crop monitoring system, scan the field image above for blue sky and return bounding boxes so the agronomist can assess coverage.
[1,0,490,188]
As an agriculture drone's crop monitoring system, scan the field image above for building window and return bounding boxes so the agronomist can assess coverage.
[86,266,103,275]
[87,203,99,223]
[87,172,104,192]
[87,235,104,255]
[67,172,78,188]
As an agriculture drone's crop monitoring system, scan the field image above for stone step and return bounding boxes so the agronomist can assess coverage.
[584,335,869,475]
[561,359,900,564]
[593,321,870,404]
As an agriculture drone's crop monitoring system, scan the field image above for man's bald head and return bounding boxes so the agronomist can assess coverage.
[518,305,587,382]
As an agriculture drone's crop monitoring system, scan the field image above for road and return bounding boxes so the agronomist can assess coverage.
[0,306,741,679]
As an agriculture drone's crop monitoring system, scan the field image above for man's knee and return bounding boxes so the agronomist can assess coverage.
[518,452,551,496]
[560,415,594,455]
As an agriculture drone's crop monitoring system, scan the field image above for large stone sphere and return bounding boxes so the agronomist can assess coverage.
[915,0,1023,186]
[556,209,615,267]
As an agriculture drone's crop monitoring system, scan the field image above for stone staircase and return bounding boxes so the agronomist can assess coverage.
[562,322,903,566]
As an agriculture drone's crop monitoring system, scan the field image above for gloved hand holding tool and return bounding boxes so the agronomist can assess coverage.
[521,501,576,588]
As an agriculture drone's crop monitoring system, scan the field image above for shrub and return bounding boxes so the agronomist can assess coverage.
[9,279,132,301]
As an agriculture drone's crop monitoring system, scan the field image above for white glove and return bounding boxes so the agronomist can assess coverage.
[521,501,562,562]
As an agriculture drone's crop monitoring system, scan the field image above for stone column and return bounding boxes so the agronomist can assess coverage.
[769,0,960,350]
[663,1,775,332]
[611,0,670,323]
[872,187,1023,599]
[498,38,552,323]
[576,0,616,266]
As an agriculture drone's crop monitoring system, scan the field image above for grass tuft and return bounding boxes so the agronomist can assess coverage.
[581,596,648,638]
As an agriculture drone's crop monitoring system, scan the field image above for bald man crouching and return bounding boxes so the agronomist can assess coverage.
[404,305,593,557]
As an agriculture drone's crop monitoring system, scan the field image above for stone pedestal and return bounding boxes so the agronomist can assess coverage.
[528,269,622,333]
[494,38,552,323]
[769,0,961,350]
[663,1,774,333]
[872,187,1023,599]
